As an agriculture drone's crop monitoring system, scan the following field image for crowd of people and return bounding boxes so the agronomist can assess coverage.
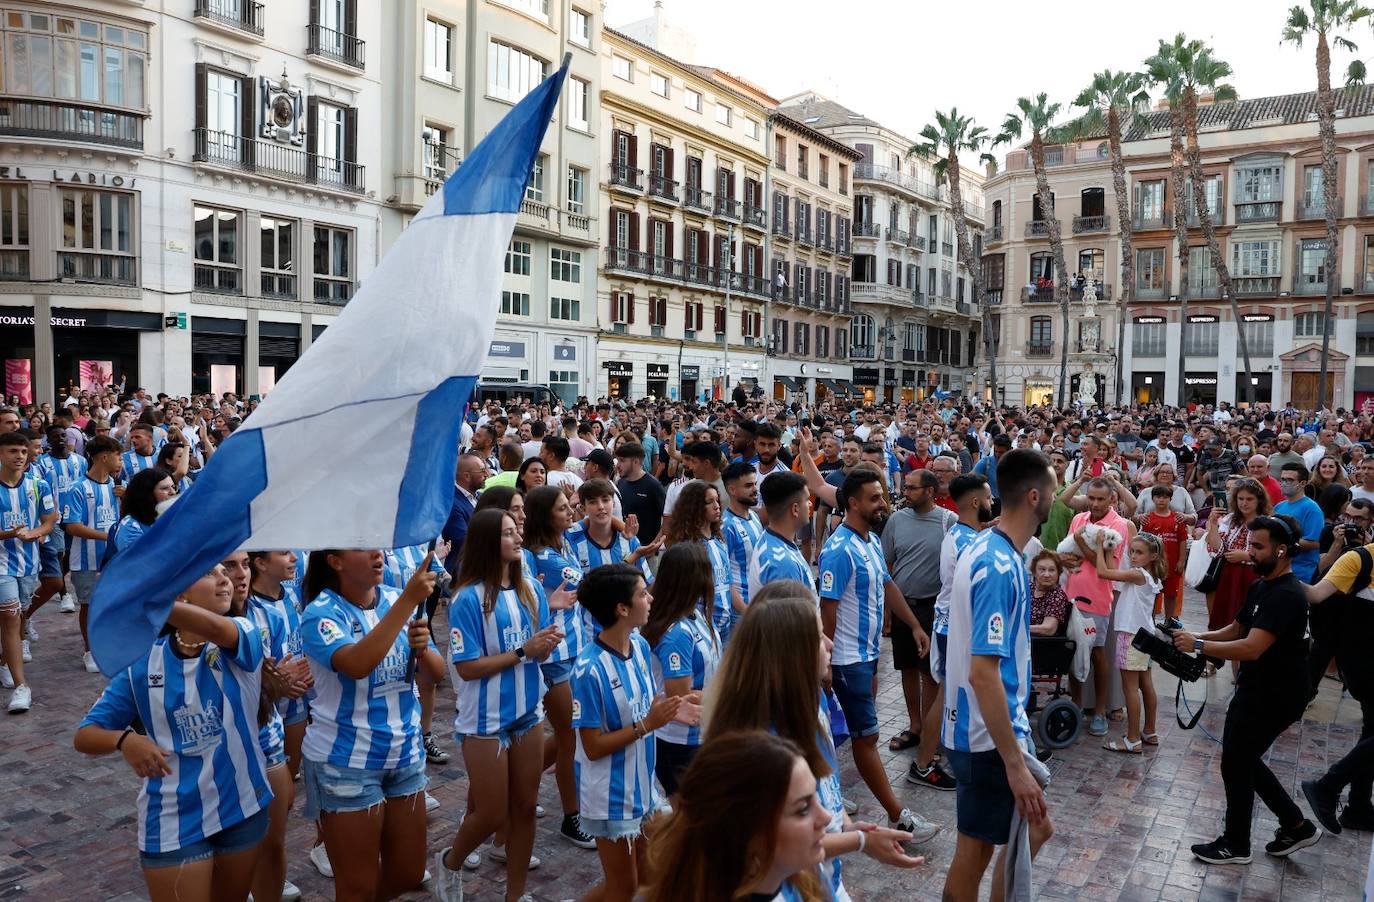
[3,380,1369,899]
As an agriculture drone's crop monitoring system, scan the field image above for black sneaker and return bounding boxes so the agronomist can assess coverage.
[905,759,957,791]
[1302,779,1342,835]
[424,733,450,765]
[1340,806,1374,832]
[1264,819,1321,858]
[560,812,596,849]
[1191,837,1251,864]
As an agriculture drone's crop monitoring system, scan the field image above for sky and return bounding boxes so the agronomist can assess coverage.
[603,0,1366,160]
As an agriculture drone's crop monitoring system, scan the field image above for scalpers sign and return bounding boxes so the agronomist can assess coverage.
[0,313,87,328]
[0,167,137,188]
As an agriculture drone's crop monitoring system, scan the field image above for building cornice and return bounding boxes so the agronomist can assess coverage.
[602,93,771,168]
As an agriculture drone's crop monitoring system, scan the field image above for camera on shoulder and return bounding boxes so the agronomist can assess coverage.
[1131,628,1223,683]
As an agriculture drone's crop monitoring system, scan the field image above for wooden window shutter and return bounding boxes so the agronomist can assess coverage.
[195,64,208,132]
[307,96,320,157]
[344,0,357,36]
[343,105,358,165]
[608,211,618,248]
[684,303,693,330]
[612,130,625,166]
[628,293,636,324]
[740,309,748,333]
[665,225,675,259]
[629,212,640,250]
[611,293,620,323]
[697,230,709,264]
[666,147,675,179]
[310,0,320,26]
[628,133,638,167]
[715,305,725,333]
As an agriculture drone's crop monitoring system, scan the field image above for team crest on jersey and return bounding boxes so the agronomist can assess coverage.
[318,619,345,643]
[668,652,683,671]
[820,570,835,593]
[204,647,221,670]
[449,627,464,654]
[987,613,1004,645]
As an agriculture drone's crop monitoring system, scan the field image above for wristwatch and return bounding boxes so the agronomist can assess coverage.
[1193,638,1204,653]
[514,646,527,660]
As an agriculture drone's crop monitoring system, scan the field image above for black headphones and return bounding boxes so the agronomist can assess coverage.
[1252,515,1296,552]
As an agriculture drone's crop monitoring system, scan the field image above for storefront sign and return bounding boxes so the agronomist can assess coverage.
[488,340,527,359]
[680,365,700,380]
[647,364,669,376]
[603,361,633,376]
[1242,313,1273,322]
[1184,376,1217,386]
[853,368,880,386]
[0,166,136,188]
[0,313,87,328]
[553,344,576,361]
[1135,316,1165,324]
[5,359,31,404]
[1187,314,1218,324]
[0,308,161,330]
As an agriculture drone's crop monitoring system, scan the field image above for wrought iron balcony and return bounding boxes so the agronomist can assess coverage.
[1185,207,1227,227]
[1182,279,1222,298]
[648,173,678,202]
[795,229,813,247]
[58,251,136,286]
[854,221,881,238]
[773,282,790,303]
[1295,276,1333,296]
[194,263,242,295]
[261,272,297,300]
[714,196,741,221]
[986,224,1003,243]
[193,128,365,193]
[907,234,926,251]
[744,205,766,229]
[1235,201,1280,223]
[816,234,834,252]
[0,98,144,150]
[1298,201,1330,221]
[1025,220,1051,237]
[610,163,644,191]
[1232,276,1280,296]
[1132,212,1167,229]
[307,23,365,69]
[1072,214,1109,234]
[850,344,876,359]
[772,218,791,238]
[1135,286,1167,300]
[1026,342,1055,357]
[1020,286,1056,303]
[885,227,908,245]
[684,186,712,212]
[194,0,265,36]
[1070,282,1113,301]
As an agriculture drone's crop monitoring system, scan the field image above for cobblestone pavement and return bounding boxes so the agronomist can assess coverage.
[2,586,1368,901]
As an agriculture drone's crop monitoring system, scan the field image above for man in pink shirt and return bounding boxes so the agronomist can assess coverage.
[1066,477,1136,737]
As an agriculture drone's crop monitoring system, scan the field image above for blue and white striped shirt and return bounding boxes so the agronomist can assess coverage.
[703,536,734,639]
[649,610,720,746]
[942,528,1032,754]
[526,542,585,664]
[0,472,55,577]
[572,634,658,821]
[79,617,271,853]
[121,451,157,481]
[934,523,979,638]
[250,585,306,723]
[243,599,289,763]
[746,529,814,602]
[449,583,549,737]
[566,521,652,582]
[112,515,147,554]
[818,523,892,666]
[721,507,764,605]
[816,697,846,898]
[35,452,86,507]
[382,543,445,590]
[299,586,423,770]
[61,476,118,571]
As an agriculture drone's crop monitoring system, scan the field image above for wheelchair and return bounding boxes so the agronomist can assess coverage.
[1028,633,1084,750]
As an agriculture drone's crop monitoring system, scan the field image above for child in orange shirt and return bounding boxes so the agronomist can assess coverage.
[1139,484,1189,627]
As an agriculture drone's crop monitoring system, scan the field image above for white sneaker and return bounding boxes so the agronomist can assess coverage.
[535,803,546,818]
[463,849,481,870]
[488,844,540,869]
[83,651,99,673]
[281,881,301,901]
[431,848,464,902]
[24,618,36,641]
[309,843,333,879]
[60,594,76,613]
[0,664,12,689]
[425,792,441,814]
[892,807,941,844]
[21,640,30,663]
[8,684,31,713]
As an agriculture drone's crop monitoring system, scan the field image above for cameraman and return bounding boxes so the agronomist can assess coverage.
[1171,515,1322,865]
[1316,498,1373,577]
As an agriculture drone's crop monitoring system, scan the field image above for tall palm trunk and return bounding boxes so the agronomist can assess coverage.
[1316,31,1339,410]
[1107,105,1133,406]
[947,151,995,401]
[1183,86,1254,406]
[1028,133,1072,405]
[1169,105,1191,408]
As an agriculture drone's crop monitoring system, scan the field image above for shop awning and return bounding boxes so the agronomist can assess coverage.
[816,378,839,391]
[775,375,803,391]
[837,379,860,395]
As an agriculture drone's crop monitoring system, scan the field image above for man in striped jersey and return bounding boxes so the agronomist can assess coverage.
[746,471,814,600]
[0,430,57,712]
[52,436,122,673]
[720,461,764,613]
[820,467,938,843]
[121,423,158,482]
[567,479,658,581]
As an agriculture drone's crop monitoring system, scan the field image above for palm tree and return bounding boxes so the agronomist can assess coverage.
[1145,42,1195,408]
[995,94,1073,406]
[1072,70,1152,405]
[909,110,999,401]
[1284,1,1369,411]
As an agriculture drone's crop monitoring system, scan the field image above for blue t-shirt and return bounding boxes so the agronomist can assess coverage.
[450,582,549,736]
[572,634,658,822]
[1274,495,1324,582]
[61,475,118,571]
[649,610,720,746]
[721,508,764,605]
[0,472,56,577]
[243,598,289,763]
[818,523,892,666]
[747,529,814,601]
[121,451,157,482]
[250,585,306,723]
[525,541,585,663]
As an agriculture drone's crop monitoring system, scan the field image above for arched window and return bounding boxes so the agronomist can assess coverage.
[1077,248,1104,281]
[1029,252,1055,284]
[992,199,1003,228]
[850,313,875,354]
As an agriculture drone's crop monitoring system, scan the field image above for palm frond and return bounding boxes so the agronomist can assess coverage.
[1347,58,1368,85]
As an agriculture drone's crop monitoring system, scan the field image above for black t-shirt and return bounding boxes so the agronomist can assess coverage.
[618,473,667,541]
[1234,572,1310,705]
[1167,441,1196,470]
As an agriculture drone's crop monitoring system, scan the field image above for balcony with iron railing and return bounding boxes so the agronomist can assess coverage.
[194,0,265,36]
[1185,206,1227,227]
[194,263,241,295]
[850,344,876,359]
[1025,220,1051,238]
[193,128,365,193]
[1295,275,1335,296]
[58,251,136,286]
[1232,275,1281,296]
[261,272,296,300]
[854,221,881,239]
[816,234,834,252]
[0,97,145,150]
[648,173,678,202]
[853,162,938,200]
[307,22,365,69]
[1021,286,1056,303]
[0,250,29,281]
[609,163,643,192]
[772,218,791,239]
[1235,201,1281,223]
[1026,342,1055,357]
[1134,284,1168,300]
[601,247,770,299]
[684,186,712,212]
[714,196,741,221]
[907,234,926,251]
[985,224,1003,243]
[1182,277,1222,299]
[1132,211,1168,229]
[744,204,766,229]
[1298,201,1332,221]
[885,227,908,245]
[1073,214,1109,234]
[795,229,813,248]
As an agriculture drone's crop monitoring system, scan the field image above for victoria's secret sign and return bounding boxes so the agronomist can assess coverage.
[0,167,137,188]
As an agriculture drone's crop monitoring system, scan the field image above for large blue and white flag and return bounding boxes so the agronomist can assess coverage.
[89,57,570,677]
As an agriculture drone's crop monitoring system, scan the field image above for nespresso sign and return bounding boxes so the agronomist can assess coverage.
[0,166,137,188]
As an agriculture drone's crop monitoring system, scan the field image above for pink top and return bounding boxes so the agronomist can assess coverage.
[1064,508,1131,616]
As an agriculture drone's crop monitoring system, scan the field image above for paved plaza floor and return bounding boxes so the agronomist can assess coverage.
[2,586,1368,900]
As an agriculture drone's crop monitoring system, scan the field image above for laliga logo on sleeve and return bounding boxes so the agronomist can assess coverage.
[987,612,1005,646]
[820,570,835,593]
[561,566,582,587]
[571,698,582,719]
[318,619,345,644]
[668,652,683,671]
[449,627,464,654]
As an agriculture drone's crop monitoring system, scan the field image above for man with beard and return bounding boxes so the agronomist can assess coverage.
[720,461,765,618]
[1173,515,1322,864]
[751,422,790,485]
[1268,433,1304,480]
[942,451,1056,902]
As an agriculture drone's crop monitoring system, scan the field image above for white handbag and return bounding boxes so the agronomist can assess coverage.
[1183,536,1213,589]
[1066,605,1093,682]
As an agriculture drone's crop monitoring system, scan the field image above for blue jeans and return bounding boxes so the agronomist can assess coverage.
[139,806,270,867]
[301,758,428,820]
[829,659,880,739]
[457,708,542,753]
[0,573,38,612]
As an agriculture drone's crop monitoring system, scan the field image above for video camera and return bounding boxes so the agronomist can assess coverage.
[1131,627,1223,683]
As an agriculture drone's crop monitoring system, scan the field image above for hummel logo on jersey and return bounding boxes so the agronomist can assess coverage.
[147,672,164,688]
[987,613,1004,645]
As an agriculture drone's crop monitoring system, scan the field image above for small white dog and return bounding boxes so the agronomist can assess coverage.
[1056,523,1123,558]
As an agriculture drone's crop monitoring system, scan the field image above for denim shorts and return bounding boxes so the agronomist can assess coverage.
[944,746,1015,846]
[580,814,646,841]
[458,708,542,753]
[829,659,880,738]
[139,806,269,868]
[301,757,428,820]
[39,530,62,577]
[541,658,575,687]
[71,569,99,605]
[0,573,38,611]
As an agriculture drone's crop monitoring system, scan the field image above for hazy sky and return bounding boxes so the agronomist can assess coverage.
[603,0,1365,160]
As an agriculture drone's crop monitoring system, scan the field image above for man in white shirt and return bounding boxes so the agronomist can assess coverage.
[540,435,583,492]
[522,419,547,461]
[1352,459,1374,504]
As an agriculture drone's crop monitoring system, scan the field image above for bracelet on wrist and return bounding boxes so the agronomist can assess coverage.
[853,830,866,854]
[116,727,135,751]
